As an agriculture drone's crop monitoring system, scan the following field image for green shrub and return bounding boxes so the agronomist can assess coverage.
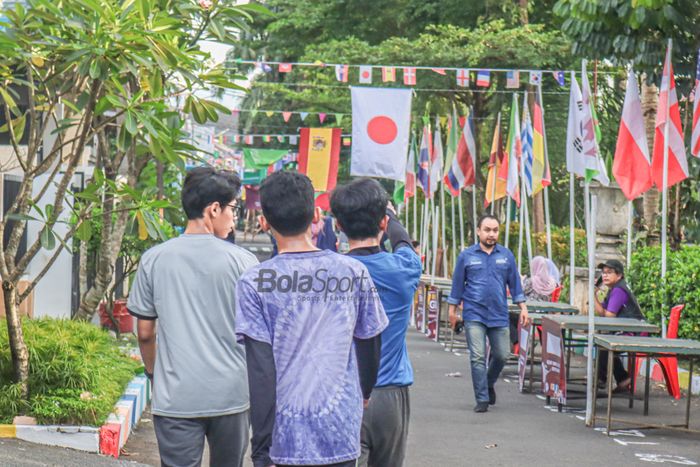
[0,319,141,425]
[628,245,700,340]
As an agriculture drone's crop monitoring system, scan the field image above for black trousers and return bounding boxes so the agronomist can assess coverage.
[598,350,630,385]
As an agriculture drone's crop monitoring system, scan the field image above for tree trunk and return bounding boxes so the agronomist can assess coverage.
[532,190,545,234]
[640,75,659,245]
[79,239,88,302]
[73,206,130,321]
[3,280,29,400]
[519,0,528,25]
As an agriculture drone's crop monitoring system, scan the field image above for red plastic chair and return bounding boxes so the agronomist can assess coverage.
[551,285,562,303]
[632,304,684,399]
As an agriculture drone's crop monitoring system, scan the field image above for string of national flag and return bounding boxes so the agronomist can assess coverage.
[232,58,624,88]
[222,133,353,147]
[221,45,700,201]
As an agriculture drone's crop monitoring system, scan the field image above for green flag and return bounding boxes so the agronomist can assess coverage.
[243,148,288,170]
[393,181,405,206]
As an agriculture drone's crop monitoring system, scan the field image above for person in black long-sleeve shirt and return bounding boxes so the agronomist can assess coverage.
[236,172,388,467]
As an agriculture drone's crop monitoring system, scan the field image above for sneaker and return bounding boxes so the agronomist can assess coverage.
[488,387,496,405]
[474,402,489,413]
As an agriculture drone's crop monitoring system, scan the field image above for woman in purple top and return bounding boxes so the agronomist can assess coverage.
[593,259,644,392]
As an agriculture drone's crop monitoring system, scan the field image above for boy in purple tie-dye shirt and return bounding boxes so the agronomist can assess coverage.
[236,172,388,467]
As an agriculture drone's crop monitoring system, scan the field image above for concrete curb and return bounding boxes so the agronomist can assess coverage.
[0,375,151,458]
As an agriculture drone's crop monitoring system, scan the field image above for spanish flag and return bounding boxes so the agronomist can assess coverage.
[297,128,341,192]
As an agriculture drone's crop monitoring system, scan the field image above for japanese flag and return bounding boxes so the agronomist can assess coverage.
[351,87,413,181]
[359,65,372,84]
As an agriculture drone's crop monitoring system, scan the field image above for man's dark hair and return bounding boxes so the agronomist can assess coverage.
[330,178,388,240]
[181,167,241,220]
[477,214,500,228]
[260,171,315,236]
[411,240,420,248]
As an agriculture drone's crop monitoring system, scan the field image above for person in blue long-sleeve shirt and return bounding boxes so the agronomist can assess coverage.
[331,179,421,467]
[447,214,528,413]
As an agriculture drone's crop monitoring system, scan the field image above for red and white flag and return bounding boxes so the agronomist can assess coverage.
[359,65,372,84]
[456,69,470,87]
[278,63,293,73]
[691,48,700,157]
[651,44,688,189]
[350,87,413,181]
[613,69,652,200]
[403,67,416,86]
[405,142,416,199]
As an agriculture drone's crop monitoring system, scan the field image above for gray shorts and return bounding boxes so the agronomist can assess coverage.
[153,411,249,467]
[359,386,410,467]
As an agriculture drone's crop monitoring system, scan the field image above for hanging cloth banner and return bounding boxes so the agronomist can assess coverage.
[298,128,342,192]
[350,87,413,182]
[243,148,289,170]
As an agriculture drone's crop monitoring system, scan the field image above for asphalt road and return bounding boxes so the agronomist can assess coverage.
[4,330,700,466]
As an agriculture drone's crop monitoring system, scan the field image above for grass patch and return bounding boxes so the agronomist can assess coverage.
[1,318,142,426]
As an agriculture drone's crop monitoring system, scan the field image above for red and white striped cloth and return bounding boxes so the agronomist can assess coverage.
[691,49,700,158]
[651,43,688,189]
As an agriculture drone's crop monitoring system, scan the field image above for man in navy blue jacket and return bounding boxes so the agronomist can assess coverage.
[448,214,528,413]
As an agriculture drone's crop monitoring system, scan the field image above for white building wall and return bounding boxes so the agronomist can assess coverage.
[26,172,74,318]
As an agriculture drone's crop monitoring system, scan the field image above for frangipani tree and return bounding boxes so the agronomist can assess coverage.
[0,0,265,400]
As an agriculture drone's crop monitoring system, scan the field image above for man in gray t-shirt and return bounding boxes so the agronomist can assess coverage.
[128,167,258,467]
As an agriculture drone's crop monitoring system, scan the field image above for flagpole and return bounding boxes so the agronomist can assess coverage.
[458,189,465,250]
[524,181,533,267]
[660,39,672,338]
[585,195,598,426]
[404,198,409,227]
[440,184,448,277]
[569,172,576,306]
[517,200,524,274]
[431,204,439,285]
[424,197,430,276]
[627,200,633,277]
[451,194,457,273]
[413,190,417,240]
[505,199,511,249]
[539,84,554,260]
[471,187,477,244]
[420,196,428,271]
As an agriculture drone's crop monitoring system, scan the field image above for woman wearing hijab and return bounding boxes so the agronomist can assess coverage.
[523,256,560,301]
[510,256,561,349]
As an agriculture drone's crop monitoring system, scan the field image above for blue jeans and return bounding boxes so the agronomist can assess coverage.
[465,322,510,404]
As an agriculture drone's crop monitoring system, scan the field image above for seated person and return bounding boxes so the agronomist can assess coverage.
[522,256,560,302]
[510,256,560,348]
[594,259,644,392]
